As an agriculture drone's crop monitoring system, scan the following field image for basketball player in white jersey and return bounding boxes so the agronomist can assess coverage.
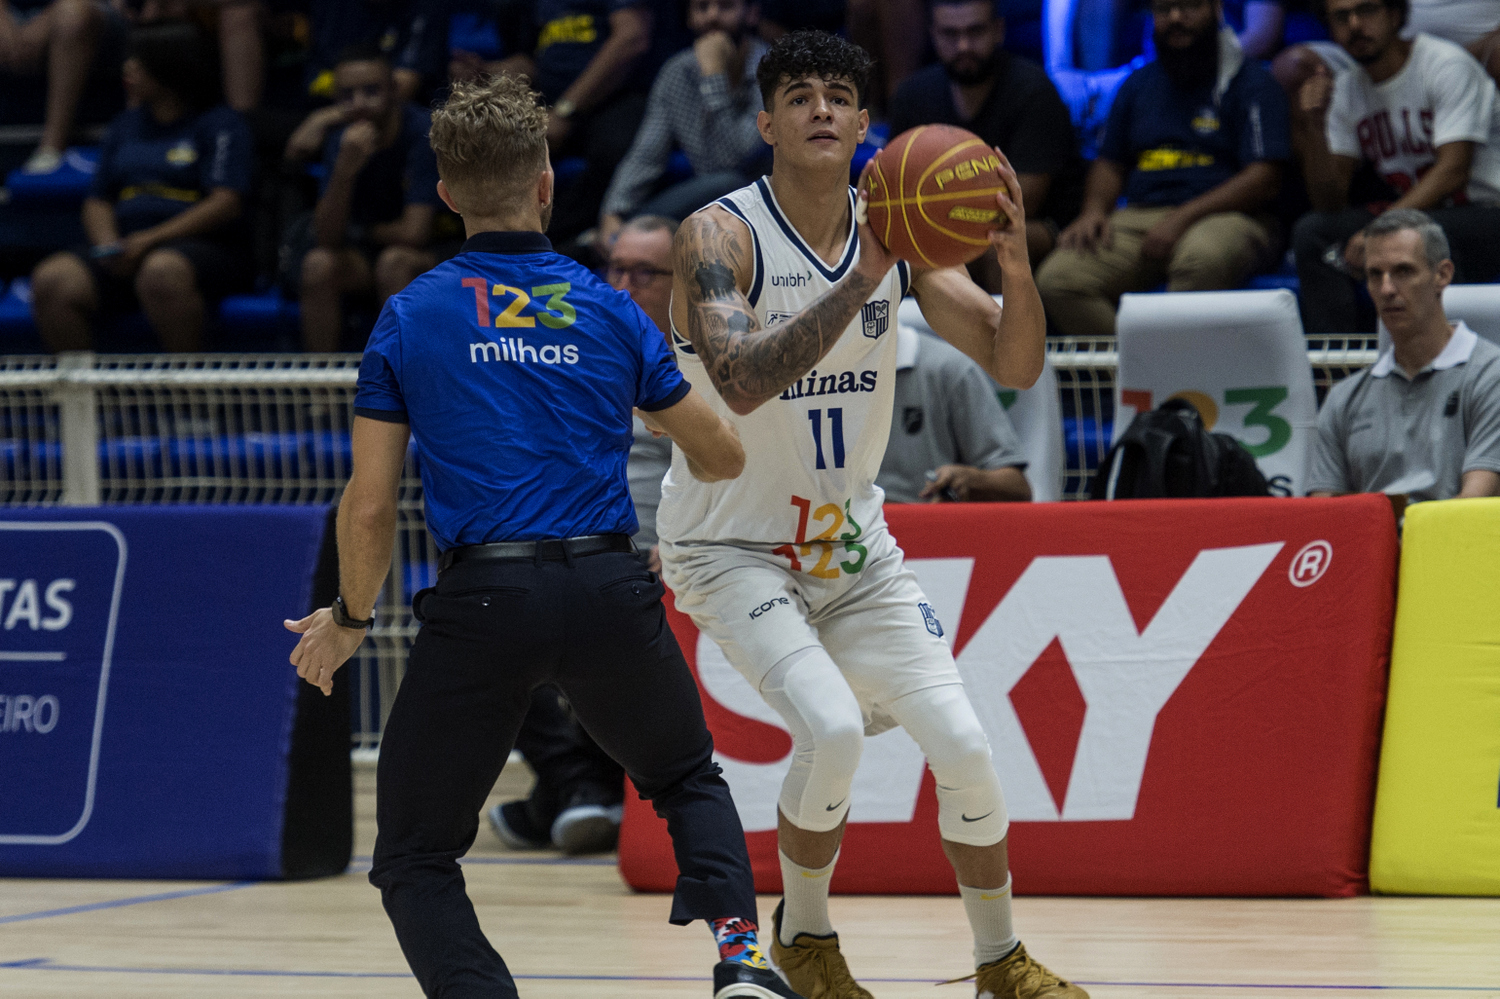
[654,29,1088,999]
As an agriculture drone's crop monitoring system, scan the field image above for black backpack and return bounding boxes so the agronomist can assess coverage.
[1091,398,1270,500]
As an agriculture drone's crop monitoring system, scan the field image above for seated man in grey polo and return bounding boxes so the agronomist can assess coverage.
[877,323,1032,503]
[1308,210,1500,502]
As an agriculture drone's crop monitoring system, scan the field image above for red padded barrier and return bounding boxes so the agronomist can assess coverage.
[619,497,1397,897]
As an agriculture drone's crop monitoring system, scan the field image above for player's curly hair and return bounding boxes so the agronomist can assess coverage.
[429,74,549,216]
[756,30,875,110]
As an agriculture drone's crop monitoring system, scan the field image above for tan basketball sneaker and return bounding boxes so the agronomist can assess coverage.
[967,942,1089,999]
[769,900,875,999]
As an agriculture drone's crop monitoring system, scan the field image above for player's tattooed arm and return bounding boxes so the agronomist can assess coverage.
[672,208,878,415]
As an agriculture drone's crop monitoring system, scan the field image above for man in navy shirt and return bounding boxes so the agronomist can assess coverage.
[295,44,446,352]
[1036,0,1291,336]
[29,21,253,352]
[283,74,804,999]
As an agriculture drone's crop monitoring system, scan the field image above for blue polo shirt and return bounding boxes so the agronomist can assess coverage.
[355,230,688,550]
[1099,57,1290,207]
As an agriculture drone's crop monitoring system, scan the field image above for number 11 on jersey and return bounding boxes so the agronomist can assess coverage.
[808,407,845,470]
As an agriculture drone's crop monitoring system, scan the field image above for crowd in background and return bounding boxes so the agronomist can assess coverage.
[3,0,1500,352]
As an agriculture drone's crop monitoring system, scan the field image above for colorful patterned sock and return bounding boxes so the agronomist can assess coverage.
[710,916,770,969]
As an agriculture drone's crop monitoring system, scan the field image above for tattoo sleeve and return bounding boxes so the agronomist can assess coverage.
[674,210,877,414]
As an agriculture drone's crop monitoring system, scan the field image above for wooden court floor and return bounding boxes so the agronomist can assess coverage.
[3,762,1498,998]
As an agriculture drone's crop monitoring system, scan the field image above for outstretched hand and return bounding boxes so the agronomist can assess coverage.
[284,607,367,696]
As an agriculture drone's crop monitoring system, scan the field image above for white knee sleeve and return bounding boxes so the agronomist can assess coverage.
[759,646,864,833]
[889,684,1008,847]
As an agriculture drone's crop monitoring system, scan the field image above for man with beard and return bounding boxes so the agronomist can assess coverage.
[888,0,1083,275]
[296,44,443,351]
[1036,0,1290,337]
[598,0,770,245]
[1291,0,1500,333]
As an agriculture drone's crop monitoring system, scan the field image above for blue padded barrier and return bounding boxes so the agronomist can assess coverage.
[0,505,350,879]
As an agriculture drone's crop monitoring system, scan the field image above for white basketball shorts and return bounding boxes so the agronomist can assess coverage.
[660,528,961,732]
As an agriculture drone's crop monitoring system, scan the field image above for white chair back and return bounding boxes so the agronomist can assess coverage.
[1115,289,1317,496]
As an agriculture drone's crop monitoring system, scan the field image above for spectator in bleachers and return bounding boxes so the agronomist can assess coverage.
[888,0,1083,273]
[606,214,678,565]
[1276,0,1500,96]
[282,0,450,160]
[877,323,1032,503]
[0,0,127,174]
[1308,209,1500,499]
[503,0,656,244]
[29,21,252,352]
[136,0,266,111]
[1036,0,1290,337]
[596,0,767,244]
[1290,0,1500,333]
[295,43,441,353]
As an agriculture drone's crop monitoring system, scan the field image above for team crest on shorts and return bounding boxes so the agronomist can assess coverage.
[861,300,890,339]
[918,601,943,638]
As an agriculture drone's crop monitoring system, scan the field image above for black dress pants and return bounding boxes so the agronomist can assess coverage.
[1293,204,1500,333]
[368,550,756,999]
[512,682,625,832]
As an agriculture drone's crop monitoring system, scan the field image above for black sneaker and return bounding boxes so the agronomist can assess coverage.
[487,801,548,850]
[713,960,805,998]
[550,802,623,854]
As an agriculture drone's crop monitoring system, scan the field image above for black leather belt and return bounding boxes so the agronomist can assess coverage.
[439,533,635,572]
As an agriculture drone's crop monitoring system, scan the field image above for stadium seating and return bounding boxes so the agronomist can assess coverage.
[1115,288,1318,496]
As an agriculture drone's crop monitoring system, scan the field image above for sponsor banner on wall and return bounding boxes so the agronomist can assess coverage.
[1371,498,1500,895]
[0,506,347,880]
[619,496,1397,897]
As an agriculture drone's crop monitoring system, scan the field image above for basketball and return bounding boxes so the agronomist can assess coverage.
[860,124,1011,268]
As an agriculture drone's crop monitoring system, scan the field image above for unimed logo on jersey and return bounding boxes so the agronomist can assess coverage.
[699,543,1280,832]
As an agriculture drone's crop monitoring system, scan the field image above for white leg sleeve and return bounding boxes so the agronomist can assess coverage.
[887,683,1008,847]
[759,646,864,833]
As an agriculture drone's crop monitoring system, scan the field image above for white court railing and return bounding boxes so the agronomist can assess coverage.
[0,337,1380,747]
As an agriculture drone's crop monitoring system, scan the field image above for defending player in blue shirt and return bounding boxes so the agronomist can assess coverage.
[282,74,805,999]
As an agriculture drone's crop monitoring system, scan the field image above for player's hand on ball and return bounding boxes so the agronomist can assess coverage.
[987,148,1029,268]
[285,607,366,696]
[853,158,901,282]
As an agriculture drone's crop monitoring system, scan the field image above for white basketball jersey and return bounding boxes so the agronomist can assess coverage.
[658,178,910,561]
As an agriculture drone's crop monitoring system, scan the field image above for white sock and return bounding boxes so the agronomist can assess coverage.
[778,849,837,945]
[959,876,1019,967]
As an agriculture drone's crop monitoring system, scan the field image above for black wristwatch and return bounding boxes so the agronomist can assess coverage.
[330,595,375,631]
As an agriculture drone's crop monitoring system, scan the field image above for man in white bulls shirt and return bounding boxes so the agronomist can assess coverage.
[1292,0,1500,333]
[651,29,1086,999]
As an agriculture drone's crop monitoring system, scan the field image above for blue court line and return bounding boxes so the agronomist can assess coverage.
[0,881,256,925]
[0,962,1496,991]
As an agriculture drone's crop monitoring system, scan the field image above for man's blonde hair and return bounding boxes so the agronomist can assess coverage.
[429,75,549,216]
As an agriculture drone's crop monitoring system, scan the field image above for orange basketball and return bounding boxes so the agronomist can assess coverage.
[861,125,1010,268]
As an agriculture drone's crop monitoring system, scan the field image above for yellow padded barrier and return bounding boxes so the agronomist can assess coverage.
[1370,498,1500,895]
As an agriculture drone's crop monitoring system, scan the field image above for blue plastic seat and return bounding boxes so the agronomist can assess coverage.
[4,147,99,207]
[0,279,41,351]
